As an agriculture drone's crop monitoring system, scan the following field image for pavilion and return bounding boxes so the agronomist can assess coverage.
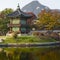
[7,4,36,34]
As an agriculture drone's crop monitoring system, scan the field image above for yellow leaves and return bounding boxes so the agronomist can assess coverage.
[36,10,60,30]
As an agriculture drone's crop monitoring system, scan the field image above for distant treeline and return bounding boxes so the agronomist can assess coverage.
[0,8,60,35]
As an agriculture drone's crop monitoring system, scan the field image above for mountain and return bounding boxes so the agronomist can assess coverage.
[22,1,50,16]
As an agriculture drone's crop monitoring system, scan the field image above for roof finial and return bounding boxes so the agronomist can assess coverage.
[17,3,20,10]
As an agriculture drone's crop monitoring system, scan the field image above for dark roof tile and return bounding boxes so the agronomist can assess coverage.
[7,8,32,18]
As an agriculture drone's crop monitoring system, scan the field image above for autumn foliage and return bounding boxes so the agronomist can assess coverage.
[36,9,60,30]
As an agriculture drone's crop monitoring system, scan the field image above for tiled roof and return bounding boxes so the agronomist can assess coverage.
[7,7,32,18]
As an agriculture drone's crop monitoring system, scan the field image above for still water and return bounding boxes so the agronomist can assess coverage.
[0,47,60,60]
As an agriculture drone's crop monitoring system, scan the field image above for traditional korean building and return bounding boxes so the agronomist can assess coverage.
[7,4,36,34]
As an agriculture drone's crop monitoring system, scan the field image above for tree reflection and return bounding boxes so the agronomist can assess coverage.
[0,47,59,60]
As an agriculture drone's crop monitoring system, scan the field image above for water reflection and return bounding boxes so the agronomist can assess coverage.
[0,47,60,60]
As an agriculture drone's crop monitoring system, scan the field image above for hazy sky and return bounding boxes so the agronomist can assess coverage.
[0,0,60,11]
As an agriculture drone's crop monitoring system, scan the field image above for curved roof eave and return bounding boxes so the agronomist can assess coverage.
[7,8,32,18]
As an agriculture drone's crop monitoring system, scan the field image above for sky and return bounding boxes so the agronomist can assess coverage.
[0,0,60,11]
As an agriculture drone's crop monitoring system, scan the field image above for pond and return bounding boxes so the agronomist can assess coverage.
[0,47,60,60]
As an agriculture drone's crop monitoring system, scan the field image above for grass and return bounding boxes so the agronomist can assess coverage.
[0,36,6,39]
[2,35,56,44]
